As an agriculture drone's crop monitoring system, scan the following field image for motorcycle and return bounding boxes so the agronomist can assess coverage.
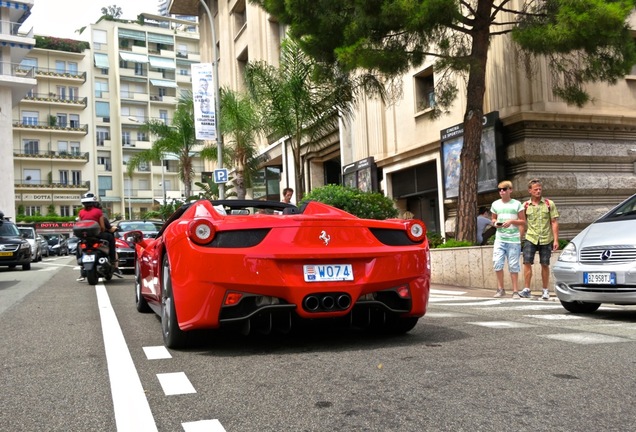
[73,220,114,285]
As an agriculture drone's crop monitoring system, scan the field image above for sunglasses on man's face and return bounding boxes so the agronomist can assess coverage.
[498,188,509,192]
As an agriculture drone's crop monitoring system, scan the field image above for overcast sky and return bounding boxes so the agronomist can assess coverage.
[21,1,161,40]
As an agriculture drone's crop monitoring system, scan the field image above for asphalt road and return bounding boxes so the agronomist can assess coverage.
[2,257,636,431]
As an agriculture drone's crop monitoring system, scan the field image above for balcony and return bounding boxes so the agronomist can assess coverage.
[13,120,89,134]
[35,67,87,83]
[22,92,88,107]
[14,180,91,191]
[13,149,90,162]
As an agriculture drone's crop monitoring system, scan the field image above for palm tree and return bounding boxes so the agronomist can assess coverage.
[244,37,367,200]
[127,94,213,200]
[217,87,264,199]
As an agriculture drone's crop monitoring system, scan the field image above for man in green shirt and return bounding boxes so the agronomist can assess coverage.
[520,178,560,300]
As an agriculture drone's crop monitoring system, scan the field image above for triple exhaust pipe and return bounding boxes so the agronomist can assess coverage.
[303,293,352,312]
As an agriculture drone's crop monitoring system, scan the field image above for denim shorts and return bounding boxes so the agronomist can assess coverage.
[492,240,521,273]
[523,240,552,265]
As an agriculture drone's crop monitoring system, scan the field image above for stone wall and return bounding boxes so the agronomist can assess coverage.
[430,245,561,291]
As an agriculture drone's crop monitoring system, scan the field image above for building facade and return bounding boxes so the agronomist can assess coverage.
[181,2,636,239]
[0,0,36,220]
[12,12,204,219]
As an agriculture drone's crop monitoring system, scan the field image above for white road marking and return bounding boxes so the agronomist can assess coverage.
[143,346,172,360]
[95,284,158,431]
[182,419,227,432]
[542,332,631,344]
[524,314,584,320]
[467,321,536,329]
[157,372,197,396]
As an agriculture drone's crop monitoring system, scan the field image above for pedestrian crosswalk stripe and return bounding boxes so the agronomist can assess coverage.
[542,333,630,344]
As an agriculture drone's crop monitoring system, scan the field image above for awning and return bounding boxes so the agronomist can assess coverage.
[94,53,109,69]
[119,52,148,63]
[149,56,176,70]
[0,40,33,49]
[118,29,146,42]
[0,1,29,10]
[147,33,174,45]
[150,79,178,88]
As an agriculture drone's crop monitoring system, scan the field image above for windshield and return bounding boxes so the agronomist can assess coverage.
[601,194,636,221]
[0,223,20,237]
[18,228,35,239]
[119,222,158,232]
[45,235,62,244]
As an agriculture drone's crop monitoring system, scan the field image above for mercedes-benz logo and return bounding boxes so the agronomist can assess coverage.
[600,250,612,261]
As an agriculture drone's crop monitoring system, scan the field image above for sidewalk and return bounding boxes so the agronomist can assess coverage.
[430,283,498,298]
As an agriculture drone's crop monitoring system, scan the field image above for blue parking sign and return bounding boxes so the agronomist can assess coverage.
[214,169,228,184]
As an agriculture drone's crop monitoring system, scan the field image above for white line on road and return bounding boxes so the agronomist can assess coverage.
[95,284,158,432]
[157,372,197,396]
[182,419,227,432]
[143,345,172,360]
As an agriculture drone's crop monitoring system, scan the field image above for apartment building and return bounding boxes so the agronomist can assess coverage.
[0,0,36,221]
[12,12,203,219]
[172,1,636,239]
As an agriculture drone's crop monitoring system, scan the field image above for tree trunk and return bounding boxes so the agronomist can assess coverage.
[456,0,493,243]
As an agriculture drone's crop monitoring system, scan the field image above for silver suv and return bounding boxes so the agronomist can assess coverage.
[18,226,42,262]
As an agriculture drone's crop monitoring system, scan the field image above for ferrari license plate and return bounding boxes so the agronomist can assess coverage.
[304,264,353,282]
[82,254,96,263]
[584,272,615,284]
[0,251,13,257]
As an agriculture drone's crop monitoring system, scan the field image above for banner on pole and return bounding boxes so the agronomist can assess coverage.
[192,63,216,141]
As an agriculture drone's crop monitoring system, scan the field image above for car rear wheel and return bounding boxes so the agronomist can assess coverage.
[22,262,31,271]
[135,261,151,313]
[560,300,601,314]
[161,255,188,348]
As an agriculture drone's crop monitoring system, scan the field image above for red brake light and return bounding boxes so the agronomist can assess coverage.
[224,292,243,306]
[396,285,411,299]
[188,219,215,245]
[405,220,426,242]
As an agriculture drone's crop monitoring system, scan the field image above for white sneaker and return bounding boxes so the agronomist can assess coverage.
[518,288,532,298]
[541,289,550,300]
[76,276,85,282]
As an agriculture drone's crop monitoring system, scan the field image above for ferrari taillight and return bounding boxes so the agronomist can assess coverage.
[224,292,243,306]
[396,285,411,299]
[405,220,426,242]
[188,219,216,245]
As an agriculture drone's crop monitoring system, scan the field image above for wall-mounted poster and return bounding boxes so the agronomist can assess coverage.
[440,111,503,199]
[342,157,378,193]
[191,63,216,141]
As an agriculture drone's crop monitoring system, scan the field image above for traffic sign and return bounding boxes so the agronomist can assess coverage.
[213,168,228,184]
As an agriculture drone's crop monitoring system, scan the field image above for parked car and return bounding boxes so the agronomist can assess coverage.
[0,212,32,270]
[36,234,49,258]
[18,226,41,262]
[131,199,430,348]
[67,236,79,254]
[114,220,159,239]
[553,192,636,313]
[42,234,69,256]
[112,220,161,273]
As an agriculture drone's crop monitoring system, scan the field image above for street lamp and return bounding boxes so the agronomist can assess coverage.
[198,0,224,199]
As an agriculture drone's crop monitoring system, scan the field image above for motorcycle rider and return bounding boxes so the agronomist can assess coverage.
[76,193,122,281]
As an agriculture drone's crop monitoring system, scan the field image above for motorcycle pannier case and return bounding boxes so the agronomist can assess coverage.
[73,220,100,237]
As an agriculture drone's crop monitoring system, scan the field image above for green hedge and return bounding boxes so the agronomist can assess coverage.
[300,185,399,220]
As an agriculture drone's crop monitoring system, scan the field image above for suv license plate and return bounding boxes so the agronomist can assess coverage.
[0,252,13,257]
[304,264,353,282]
[584,272,616,284]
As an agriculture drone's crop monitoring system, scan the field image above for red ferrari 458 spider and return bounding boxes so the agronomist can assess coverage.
[131,199,430,348]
